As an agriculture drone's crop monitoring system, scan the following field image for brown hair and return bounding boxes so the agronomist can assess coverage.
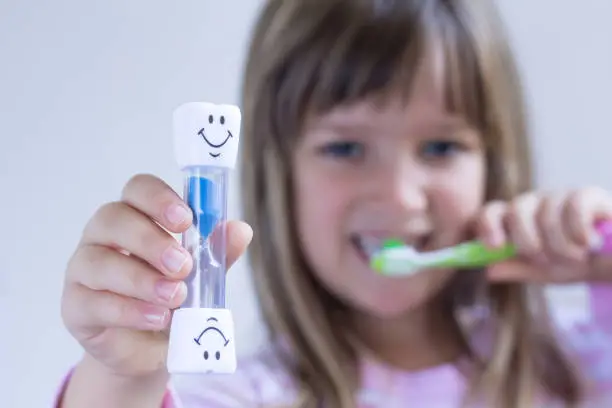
[240,1,583,407]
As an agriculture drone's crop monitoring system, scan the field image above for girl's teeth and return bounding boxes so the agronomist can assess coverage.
[358,236,384,257]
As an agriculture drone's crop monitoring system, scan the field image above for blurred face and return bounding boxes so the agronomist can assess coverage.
[293,62,486,319]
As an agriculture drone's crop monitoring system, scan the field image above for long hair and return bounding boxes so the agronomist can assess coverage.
[240,1,583,407]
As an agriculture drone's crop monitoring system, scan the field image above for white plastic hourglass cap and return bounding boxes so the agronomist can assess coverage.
[173,102,242,169]
[168,308,237,374]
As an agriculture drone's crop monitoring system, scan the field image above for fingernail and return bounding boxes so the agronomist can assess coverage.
[588,232,603,250]
[155,280,184,301]
[142,306,168,326]
[162,246,188,274]
[165,204,191,226]
[487,235,502,248]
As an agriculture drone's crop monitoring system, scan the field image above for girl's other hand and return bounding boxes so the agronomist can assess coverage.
[474,187,612,283]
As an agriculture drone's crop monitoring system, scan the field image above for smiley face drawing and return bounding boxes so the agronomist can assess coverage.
[193,317,231,368]
[167,307,237,374]
[173,102,242,171]
[194,104,240,160]
[198,112,234,158]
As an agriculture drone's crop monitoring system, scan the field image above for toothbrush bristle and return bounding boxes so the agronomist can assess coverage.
[371,255,384,272]
[359,236,383,258]
[382,239,405,249]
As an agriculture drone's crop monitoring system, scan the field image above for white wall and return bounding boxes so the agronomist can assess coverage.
[0,1,265,405]
[0,1,610,406]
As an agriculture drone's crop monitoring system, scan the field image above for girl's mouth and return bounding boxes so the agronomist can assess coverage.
[350,234,431,263]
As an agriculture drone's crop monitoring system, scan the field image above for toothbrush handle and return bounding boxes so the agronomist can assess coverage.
[453,220,612,268]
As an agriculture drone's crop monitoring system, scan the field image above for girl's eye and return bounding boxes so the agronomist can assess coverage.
[319,141,365,159]
[421,140,463,159]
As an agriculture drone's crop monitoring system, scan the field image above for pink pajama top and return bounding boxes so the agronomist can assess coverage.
[54,284,612,407]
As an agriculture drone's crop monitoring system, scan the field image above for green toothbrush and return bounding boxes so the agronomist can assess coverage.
[370,220,612,276]
[370,239,516,276]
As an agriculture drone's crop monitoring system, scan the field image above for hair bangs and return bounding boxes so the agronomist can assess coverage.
[306,10,426,112]
[271,2,428,144]
[269,1,488,148]
[430,5,488,135]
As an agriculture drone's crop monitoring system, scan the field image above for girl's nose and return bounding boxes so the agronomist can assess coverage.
[372,159,428,214]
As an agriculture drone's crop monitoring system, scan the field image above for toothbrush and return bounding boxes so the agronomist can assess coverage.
[167,102,241,374]
[370,220,612,277]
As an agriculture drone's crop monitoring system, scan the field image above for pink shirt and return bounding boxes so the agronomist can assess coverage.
[54,284,612,407]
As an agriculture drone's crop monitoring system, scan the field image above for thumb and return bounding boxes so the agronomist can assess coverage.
[224,220,253,269]
[486,259,541,282]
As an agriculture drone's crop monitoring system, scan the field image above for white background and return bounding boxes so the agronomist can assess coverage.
[0,1,610,406]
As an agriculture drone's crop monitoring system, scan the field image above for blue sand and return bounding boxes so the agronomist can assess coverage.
[187,176,220,237]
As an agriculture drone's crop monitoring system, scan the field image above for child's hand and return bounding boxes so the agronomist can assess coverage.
[60,174,252,379]
[475,187,612,283]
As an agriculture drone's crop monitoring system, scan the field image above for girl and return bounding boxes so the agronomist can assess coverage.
[57,0,612,407]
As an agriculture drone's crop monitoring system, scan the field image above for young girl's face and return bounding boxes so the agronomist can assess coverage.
[293,60,487,318]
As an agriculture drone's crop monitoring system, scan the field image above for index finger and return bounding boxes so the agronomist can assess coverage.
[121,173,193,233]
